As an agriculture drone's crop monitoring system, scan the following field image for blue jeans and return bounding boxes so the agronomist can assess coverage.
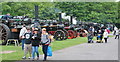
[32,46,39,59]
[21,39,25,50]
[42,45,48,60]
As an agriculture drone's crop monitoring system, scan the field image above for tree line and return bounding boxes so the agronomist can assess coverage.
[1,2,119,24]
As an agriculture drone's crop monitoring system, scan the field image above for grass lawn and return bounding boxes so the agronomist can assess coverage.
[0,35,114,61]
[108,35,114,37]
[1,37,88,61]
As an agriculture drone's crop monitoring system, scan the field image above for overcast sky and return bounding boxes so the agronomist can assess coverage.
[116,0,120,2]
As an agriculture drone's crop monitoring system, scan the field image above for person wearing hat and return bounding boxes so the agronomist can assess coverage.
[41,28,51,61]
[31,28,41,60]
[22,27,32,59]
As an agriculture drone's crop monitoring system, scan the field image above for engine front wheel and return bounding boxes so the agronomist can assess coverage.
[62,29,69,40]
[68,30,76,39]
[54,30,65,41]
[0,23,10,45]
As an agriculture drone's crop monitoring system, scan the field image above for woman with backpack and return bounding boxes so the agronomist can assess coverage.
[41,28,51,61]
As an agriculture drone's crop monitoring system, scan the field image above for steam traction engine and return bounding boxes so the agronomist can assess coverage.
[0,5,88,45]
[0,16,32,45]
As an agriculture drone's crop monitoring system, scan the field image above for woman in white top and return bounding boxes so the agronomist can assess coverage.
[19,25,27,50]
[103,29,109,43]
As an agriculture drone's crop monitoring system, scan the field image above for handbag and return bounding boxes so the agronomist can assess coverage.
[47,46,52,56]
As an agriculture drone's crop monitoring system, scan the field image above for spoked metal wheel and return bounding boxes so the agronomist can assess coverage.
[0,23,10,45]
[62,29,69,40]
[68,30,76,39]
[74,31,78,38]
[54,30,65,41]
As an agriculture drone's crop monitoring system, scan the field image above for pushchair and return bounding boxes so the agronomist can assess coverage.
[96,35,103,43]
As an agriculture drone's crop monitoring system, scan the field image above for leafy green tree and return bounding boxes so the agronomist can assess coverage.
[1,2,119,24]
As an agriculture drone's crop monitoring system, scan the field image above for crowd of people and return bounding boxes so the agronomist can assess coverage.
[87,26,120,43]
[19,23,119,61]
[19,25,53,61]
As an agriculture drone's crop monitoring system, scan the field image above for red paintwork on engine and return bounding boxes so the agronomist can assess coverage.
[48,31,56,35]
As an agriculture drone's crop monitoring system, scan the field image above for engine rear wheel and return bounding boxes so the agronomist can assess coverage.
[62,29,69,40]
[54,30,65,41]
[74,31,78,38]
[68,30,76,39]
[0,23,10,45]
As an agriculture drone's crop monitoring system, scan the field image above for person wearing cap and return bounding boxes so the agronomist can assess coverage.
[41,28,51,61]
[31,28,41,60]
[22,27,32,59]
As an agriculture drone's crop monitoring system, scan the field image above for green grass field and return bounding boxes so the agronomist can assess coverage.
[1,37,88,60]
[0,35,113,61]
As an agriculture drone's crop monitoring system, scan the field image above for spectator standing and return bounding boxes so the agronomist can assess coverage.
[87,31,94,43]
[88,26,95,35]
[103,29,109,43]
[92,27,95,33]
[22,27,32,59]
[31,28,41,60]
[115,29,119,39]
[41,28,51,61]
[19,24,27,50]
[88,26,93,32]
[113,26,118,35]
